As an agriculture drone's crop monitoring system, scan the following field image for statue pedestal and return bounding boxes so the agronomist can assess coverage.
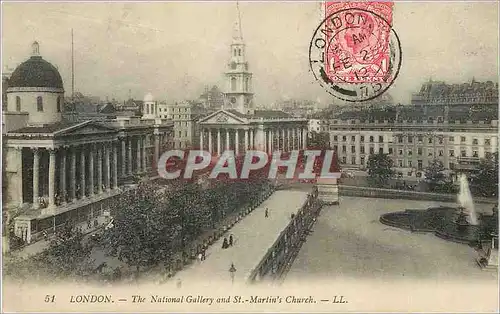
[316,178,339,205]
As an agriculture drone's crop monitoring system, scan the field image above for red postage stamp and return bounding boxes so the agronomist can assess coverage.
[324,1,394,83]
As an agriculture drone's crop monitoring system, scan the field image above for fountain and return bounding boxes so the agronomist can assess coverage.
[380,174,498,246]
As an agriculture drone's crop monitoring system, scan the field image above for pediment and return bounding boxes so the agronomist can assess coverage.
[54,121,117,136]
[199,110,247,125]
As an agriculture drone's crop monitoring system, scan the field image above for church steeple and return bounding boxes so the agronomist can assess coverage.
[224,1,254,115]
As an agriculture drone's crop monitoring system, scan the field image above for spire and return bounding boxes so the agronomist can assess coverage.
[31,41,40,56]
[232,1,243,42]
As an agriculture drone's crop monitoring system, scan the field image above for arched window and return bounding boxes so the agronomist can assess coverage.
[231,77,236,91]
[238,48,242,56]
[37,96,43,112]
[233,49,237,57]
[56,96,61,112]
[16,96,21,112]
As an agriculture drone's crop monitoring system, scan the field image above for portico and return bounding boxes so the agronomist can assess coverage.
[198,109,308,155]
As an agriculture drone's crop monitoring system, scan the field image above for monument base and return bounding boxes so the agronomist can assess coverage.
[316,178,339,205]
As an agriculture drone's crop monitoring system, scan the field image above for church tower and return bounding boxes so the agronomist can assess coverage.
[224,2,254,115]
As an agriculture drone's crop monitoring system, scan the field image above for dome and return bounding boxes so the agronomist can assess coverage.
[8,42,64,90]
[143,92,154,102]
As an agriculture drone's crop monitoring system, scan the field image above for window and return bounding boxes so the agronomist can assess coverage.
[408,136,413,143]
[485,139,491,146]
[417,160,423,170]
[449,136,454,142]
[449,150,455,157]
[178,131,182,138]
[461,150,466,157]
[15,96,21,111]
[360,136,365,142]
[438,150,443,157]
[397,135,403,143]
[231,77,237,91]
[461,136,466,143]
[351,136,356,142]
[418,135,423,142]
[333,135,338,141]
[472,151,478,157]
[360,156,365,165]
[378,136,383,143]
[185,131,188,137]
[351,156,356,164]
[408,149,413,156]
[37,96,43,112]
[342,157,346,164]
[398,149,403,155]
[428,137,432,144]
[361,146,365,154]
[428,150,433,157]
[370,136,374,143]
[408,160,413,168]
[342,136,346,142]
[388,148,393,154]
[333,145,338,152]
[449,162,455,170]
[379,147,383,154]
[351,146,356,153]
[342,145,346,153]
[438,138,443,144]
[398,160,403,167]
[369,147,374,154]
[486,152,492,159]
[417,148,422,155]
[472,138,478,145]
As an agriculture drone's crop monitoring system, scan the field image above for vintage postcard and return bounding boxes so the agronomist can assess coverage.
[1,0,499,313]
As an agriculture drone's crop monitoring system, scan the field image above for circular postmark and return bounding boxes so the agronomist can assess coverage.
[309,7,402,102]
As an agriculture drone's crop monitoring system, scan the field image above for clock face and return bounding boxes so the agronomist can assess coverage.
[230,97,237,104]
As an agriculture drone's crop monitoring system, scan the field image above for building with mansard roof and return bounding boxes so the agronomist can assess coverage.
[2,42,173,250]
[197,6,309,154]
[325,80,498,179]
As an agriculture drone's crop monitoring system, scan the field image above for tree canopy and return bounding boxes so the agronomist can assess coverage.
[366,152,395,187]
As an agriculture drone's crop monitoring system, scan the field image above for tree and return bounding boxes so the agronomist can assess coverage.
[104,183,180,273]
[366,152,395,187]
[308,131,330,150]
[471,152,498,197]
[424,159,447,191]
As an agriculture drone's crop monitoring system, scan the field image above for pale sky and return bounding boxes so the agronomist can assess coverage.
[2,1,498,105]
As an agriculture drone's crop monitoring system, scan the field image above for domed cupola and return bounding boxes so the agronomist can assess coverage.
[6,41,65,125]
[142,92,157,119]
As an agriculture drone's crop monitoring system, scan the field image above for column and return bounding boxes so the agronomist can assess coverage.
[89,144,94,196]
[121,138,126,177]
[208,129,213,154]
[15,147,23,206]
[302,128,308,149]
[98,144,103,194]
[127,137,133,175]
[48,149,56,207]
[282,129,285,151]
[200,128,204,150]
[297,128,302,149]
[268,130,272,153]
[287,129,291,151]
[235,129,239,155]
[32,148,40,209]
[106,143,111,191]
[80,147,86,198]
[226,129,230,151]
[244,129,248,152]
[113,143,118,189]
[292,129,296,150]
[142,136,147,173]
[217,129,221,156]
[59,148,67,203]
[71,147,77,202]
[250,129,254,150]
[136,136,141,173]
[154,134,160,170]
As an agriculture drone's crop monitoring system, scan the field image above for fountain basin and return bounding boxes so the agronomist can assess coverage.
[380,206,497,245]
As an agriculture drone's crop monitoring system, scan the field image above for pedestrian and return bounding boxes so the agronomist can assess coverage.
[198,252,203,263]
[222,237,229,249]
[265,208,269,218]
[202,249,206,261]
[229,234,233,246]
[176,278,182,289]
[87,220,92,229]
[229,263,236,284]
[43,230,48,241]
